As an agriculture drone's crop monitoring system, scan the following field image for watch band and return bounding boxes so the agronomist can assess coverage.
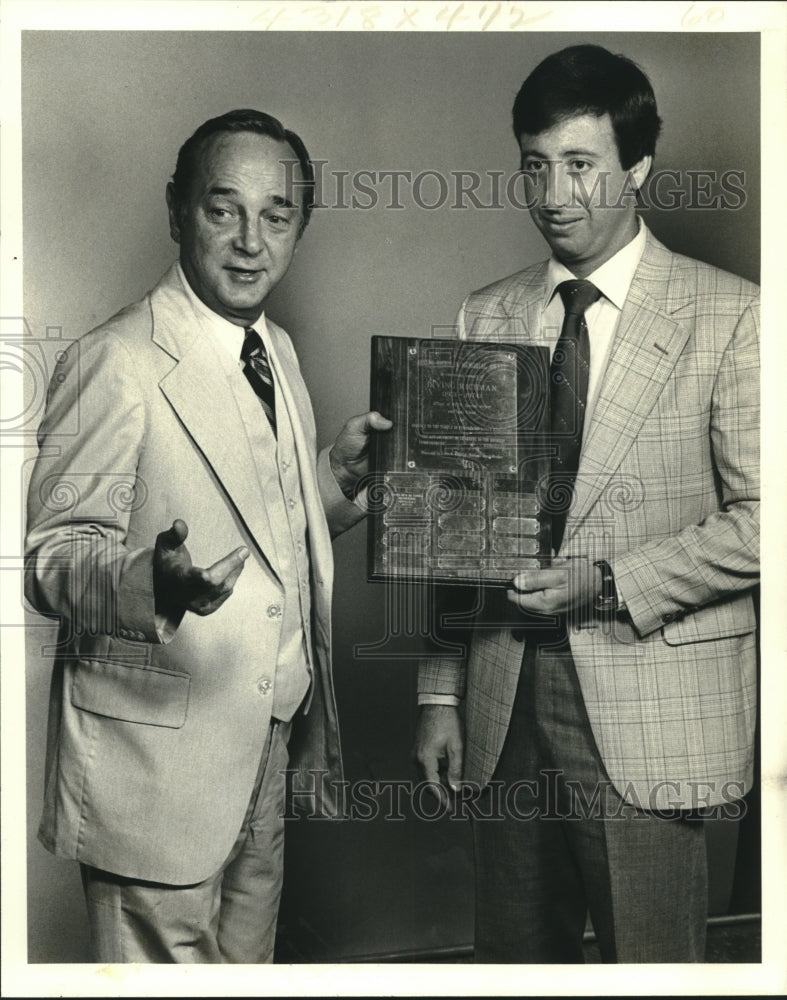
[593,559,619,613]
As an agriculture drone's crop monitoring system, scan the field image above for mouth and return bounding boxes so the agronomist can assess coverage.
[225,266,264,282]
[539,215,583,232]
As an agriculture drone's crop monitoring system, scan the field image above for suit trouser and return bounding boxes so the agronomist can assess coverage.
[473,633,708,963]
[80,718,291,964]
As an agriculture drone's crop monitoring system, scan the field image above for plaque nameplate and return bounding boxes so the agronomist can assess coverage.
[367,336,551,584]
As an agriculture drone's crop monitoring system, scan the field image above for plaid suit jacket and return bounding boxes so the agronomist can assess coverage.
[419,229,760,809]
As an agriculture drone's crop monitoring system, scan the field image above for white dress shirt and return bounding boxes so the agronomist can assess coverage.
[176,261,270,371]
[541,218,646,435]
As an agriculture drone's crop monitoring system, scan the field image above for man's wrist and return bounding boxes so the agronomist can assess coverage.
[418,693,461,708]
[328,447,358,500]
[593,559,621,613]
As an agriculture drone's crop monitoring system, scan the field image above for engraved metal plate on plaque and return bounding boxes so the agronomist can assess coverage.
[368,336,551,584]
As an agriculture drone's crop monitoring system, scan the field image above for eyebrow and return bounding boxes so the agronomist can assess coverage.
[520,148,598,159]
[207,186,297,209]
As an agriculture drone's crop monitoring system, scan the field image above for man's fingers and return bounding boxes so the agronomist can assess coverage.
[346,410,393,437]
[420,756,441,788]
[223,562,246,591]
[190,590,234,616]
[446,743,463,792]
[414,705,463,802]
[156,518,189,552]
[204,546,250,586]
[365,410,393,431]
[420,756,449,805]
[414,727,444,788]
[511,568,567,592]
[155,530,250,618]
[182,547,249,615]
[507,586,557,614]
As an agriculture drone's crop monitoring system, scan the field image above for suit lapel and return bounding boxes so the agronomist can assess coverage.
[463,263,547,346]
[264,321,333,582]
[566,233,692,537]
[150,266,281,577]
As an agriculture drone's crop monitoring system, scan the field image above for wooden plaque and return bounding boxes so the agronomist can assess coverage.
[367,336,552,584]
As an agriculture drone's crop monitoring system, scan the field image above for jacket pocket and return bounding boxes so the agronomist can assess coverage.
[661,595,756,646]
[71,658,190,728]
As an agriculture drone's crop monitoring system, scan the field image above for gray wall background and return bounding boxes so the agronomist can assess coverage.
[21,30,760,962]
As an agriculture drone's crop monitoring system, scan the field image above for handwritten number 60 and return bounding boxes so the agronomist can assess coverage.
[681,3,725,27]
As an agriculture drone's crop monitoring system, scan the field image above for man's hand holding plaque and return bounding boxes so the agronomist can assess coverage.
[506,558,604,614]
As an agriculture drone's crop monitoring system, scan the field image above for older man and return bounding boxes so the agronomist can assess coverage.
[415,46,759,962]
[25,109,389,964]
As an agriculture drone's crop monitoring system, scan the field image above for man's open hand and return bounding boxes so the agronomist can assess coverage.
[153,519,249,617]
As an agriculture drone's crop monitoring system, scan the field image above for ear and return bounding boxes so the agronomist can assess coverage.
[165,182,181,243]
[627,154,652,193]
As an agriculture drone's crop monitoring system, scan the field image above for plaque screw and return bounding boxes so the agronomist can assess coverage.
[407,461,416,469]
[409,347,417,356]
[507,353,514,360]
[509,466,517,474]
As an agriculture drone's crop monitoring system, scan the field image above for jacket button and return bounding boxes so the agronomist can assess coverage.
[257,677,272,696]
[662,613,675,623]
[267,604,282,619]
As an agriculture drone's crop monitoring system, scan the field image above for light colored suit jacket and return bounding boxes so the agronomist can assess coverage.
[25,263,363,884]
[419,230,760,810]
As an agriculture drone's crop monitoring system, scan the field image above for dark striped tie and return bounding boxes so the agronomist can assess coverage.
[549,279,601,551]
[241,327,277,435]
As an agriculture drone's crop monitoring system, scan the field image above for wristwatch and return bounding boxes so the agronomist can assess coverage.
[593,559,619,614]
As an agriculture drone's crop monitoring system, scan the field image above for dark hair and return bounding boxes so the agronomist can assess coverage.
[512,45,662,169]
[170,109,315,231]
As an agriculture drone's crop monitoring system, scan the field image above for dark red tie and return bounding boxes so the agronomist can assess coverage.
[241,327,277,435]
[549,279,601,551]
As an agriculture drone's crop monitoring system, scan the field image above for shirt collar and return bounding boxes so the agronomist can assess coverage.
[175,261,266,361]
[544,216,647,311]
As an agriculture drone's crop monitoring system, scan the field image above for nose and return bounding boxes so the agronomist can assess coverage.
[234,217,264,257]
[538,161,574,210]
